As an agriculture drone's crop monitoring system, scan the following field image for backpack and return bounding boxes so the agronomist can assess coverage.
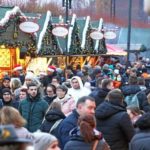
[124,93,139,107]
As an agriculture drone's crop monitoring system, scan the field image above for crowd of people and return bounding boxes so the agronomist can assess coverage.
[1,58,150,150]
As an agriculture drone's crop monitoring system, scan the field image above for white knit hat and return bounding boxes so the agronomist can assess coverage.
[25,72,35,79]
[33,132,57,150]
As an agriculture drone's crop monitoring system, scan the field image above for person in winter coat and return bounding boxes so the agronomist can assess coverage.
[96,89,134,150]
[0,88,19,109]
[129,113,150,150]
[135,88,150,112]
[10,78,22,101]
[54,85,75,116]
[19,82,49,132]
[113,69,122,88]
[90,78,114,107]
[121,75,141,97]
[81,65,91,84]
[121,68,132,86]
[68,76,91,104]
[0,76,10,99]
[127,105,143,128]
[40,101,66,138]
[43,66,57,87]
[64,114,110,150]
[19,87,28,101]
[44,84,57,105]
[57,96,96,149]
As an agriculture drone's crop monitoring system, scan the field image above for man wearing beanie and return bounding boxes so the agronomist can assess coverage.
[0,88,19,109]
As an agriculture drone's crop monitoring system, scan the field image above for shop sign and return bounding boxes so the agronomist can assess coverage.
[104,31,117,40]
[52,26,68,37]
[90,31,103,40]
[19,21,39,33]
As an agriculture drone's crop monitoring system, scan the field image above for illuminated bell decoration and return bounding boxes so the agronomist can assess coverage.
[144,0,150,15]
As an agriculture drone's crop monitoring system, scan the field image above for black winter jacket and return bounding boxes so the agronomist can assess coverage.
[96,101,134,150]
[121,84,141,96]
[0,99,19,109]
[43,95,57,105]
[129,113,150,150]
[89,88,110,107]
[136,89,150,112]
[40,109,65,135]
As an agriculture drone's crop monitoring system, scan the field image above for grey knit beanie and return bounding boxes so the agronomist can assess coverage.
[33,132,57,150]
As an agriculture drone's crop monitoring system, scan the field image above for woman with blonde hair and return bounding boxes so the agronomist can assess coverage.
[0,106,32,139]
[10,78,22,101]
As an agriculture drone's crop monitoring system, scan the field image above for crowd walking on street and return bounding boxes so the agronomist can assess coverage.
[1,58,150,149]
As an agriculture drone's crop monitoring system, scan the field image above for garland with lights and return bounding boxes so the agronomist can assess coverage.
[69,21,82,55]
[97,26,107,54]
[83,22,95,54]
[38,20,62,56]
[0,13,37,57]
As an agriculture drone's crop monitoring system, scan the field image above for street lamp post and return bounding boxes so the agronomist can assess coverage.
[62,0,72,66]
[110,0,116,20]
[126,0,132,68]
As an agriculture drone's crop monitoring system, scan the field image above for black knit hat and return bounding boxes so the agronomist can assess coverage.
[2,76,10,81]
[2,88,11,95]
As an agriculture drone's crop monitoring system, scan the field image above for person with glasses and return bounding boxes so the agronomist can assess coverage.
[44,84,57,105]
[54,85,75,116]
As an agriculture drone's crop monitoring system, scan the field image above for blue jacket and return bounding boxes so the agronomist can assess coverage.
[57,109,79,149]
[64,127,109,150]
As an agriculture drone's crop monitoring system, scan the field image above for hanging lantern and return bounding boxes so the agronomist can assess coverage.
[144,0,150,15]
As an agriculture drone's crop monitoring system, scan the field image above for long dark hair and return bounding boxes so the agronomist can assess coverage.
[78,115,97,143]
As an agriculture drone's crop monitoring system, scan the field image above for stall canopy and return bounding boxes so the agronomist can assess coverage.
[118,27,150,50]
[106,44,127,56]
